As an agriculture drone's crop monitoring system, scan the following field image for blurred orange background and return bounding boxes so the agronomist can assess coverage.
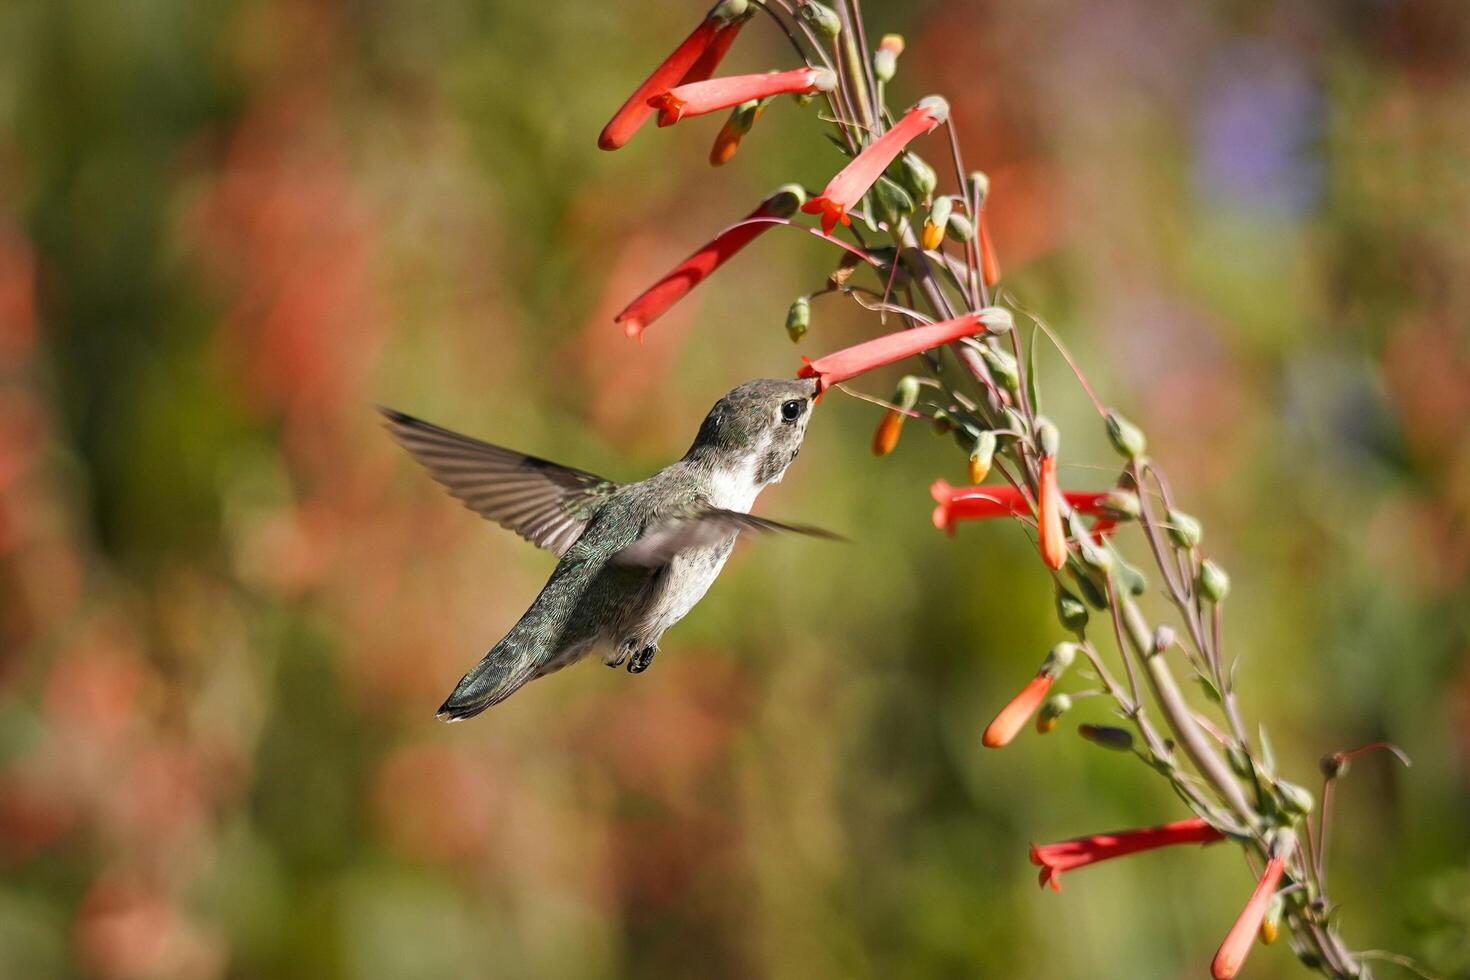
[1,0,1467,977]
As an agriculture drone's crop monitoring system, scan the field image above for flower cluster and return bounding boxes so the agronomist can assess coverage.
[596,2,1398,977]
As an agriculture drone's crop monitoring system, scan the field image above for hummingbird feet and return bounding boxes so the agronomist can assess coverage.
[627,644,657,674]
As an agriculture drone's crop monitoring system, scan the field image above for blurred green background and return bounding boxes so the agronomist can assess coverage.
[1,0,1468,977]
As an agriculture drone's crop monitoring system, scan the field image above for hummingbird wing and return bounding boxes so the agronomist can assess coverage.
[379,407,616,556]
[611,507,844,567]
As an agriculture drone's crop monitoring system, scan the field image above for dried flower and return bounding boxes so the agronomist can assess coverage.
[616,186,804,339]
[650,67,836,127]
[1212,835,1295,979]
[1078,723,1135,751]
[983,643,1076,748]
[598,0,751,150]
[1030,817,1226,892]
[797,309,980,397]
[802,97,950,234]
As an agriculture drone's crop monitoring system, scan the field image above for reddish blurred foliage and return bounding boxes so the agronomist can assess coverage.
[74,871,224,980]
[0,221,37,367]
[1382,318,1470,465]
[0,763,80,863]
[373,741,503,865]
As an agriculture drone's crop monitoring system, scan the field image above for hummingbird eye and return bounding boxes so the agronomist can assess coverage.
[780,399,805,424]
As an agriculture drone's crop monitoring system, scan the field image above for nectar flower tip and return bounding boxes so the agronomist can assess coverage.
[983,674,1054,748]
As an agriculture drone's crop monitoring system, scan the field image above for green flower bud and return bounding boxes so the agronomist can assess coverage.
[1068,567,1109,609]
[1166,510,1202,549]
[797,1,841,38]
[945,212,974,243]
[1055,587,1089,633]
[1277,780,1315,816]
[893,375,921,412]
[978,345,1020,391]
[1099,490,1141,521]
[1198,559,1230,602]
[968,170,990,207]
[1036,417,1060,456]
[872,176,915,226]
[1041,641,1078,677]
[978,307,1014,334]
[1105,410,1147,459]
[897,153,937,202]
[785,297,811,343]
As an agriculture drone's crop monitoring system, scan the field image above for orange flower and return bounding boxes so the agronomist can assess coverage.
[872,410,904,456]
[1030,817,1226,891]
[801,96,949,234]
[709,100,767,166]
[598,0,751,151]
[978,209,1001,286]
[1212,837,1295,979]
[1036,422,1066,570]
[982,643,1076,748]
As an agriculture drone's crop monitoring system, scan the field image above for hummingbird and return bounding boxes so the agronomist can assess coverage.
[379,377,836,721]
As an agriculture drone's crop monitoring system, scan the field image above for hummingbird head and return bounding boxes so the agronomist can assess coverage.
[686,377,819,488]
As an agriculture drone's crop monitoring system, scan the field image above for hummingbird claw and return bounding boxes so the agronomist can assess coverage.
[628,645,657,674]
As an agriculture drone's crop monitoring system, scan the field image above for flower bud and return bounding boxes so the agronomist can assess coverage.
[1259,894,1284,946]
[709,98,766,166]
[921,196,952,250]
[1198,559,1230,602]
[1072,514,1113,572]
[931,412,953,436]
[1276,780,1314,816]
[1036,694,1072,734]
[1055,587,1089,633]
[1036,418,1060,457]
[1227,745,1253,779]
[872,33,904,82]
[785,296,811,343]
[1320,752,1348,780]
[872,175,915,226]
[968,430,996,484]
[945,212,974,243]
[1041,641,1078,677]
[1166,510,1202,549]
[968,170,990,208]
[1105,410,1147,459]
[978,345,1020,391]
[1108,545,1147,596]
[1152,624,1175,654]
[797,1,841,38]
[1079,724,1134,751]
[1068,567,1109,610]
[978,306,1014,334]
[897,153,937,202]
[1099,490,1141,521]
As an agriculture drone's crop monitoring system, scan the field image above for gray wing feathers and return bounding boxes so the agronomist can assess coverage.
[379,406,615,555]
[613,508,843,567]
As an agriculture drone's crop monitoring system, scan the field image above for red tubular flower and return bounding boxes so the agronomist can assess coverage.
[615,187,804,340]
[797,311,981,397]
[929,480,1110,536]
[801,96,950,234]
[650,68,836,127]
[982,675,1053,748]
[983,643,1077,748]
[598,0,750,151]
[1030,817,1226,892]
[678,11,749,85]
[978,209,1001,286]
[1212,839,1294,979]
[1038,456,1066,569]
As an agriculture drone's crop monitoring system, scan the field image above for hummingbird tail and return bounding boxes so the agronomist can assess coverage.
[435,639,540,722]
